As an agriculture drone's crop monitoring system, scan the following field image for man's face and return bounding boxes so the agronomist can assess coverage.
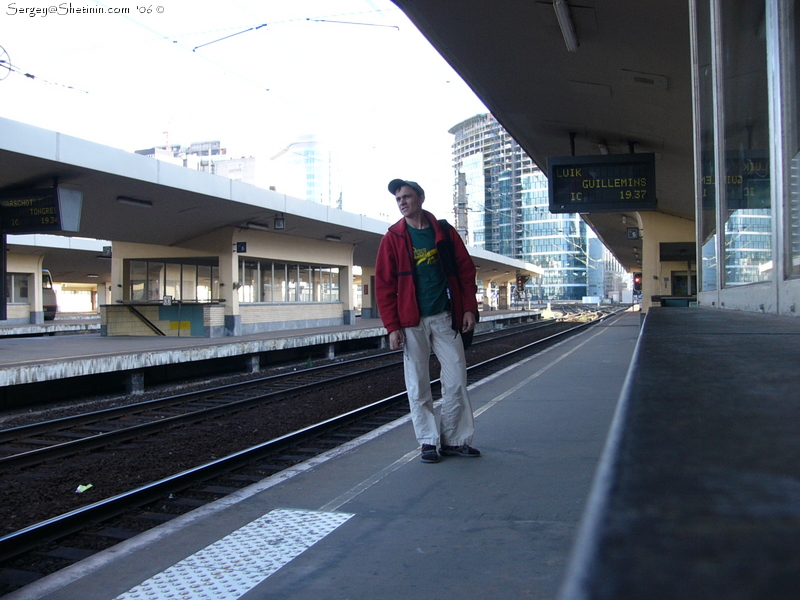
[394,185,424,219]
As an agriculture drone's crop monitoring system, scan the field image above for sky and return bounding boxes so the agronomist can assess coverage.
[0,0,488,221]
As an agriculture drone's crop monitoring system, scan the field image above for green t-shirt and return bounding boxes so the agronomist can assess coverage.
[407,224,449,316]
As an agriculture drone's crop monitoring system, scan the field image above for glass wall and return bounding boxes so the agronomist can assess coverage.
[5,274,29,303]
[130,260,147,301]
[182,267,197,301]
[241,261,259,303]
[287,264,298,302]
[695,0,718,291]
[719,0,773,286]
[147,263,164,300]
[197,265,214,301]
[694,0,778,294]
[298,266,311,302]
[272,264,287,302]
[126,259,219,302]
[165,263,181,300]
[236,260,340,303]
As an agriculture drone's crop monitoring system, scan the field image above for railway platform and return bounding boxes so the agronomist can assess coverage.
[0,309,542,389]
[2,310,641,600]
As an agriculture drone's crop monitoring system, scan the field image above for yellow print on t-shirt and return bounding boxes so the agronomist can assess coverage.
[414,247,439,266]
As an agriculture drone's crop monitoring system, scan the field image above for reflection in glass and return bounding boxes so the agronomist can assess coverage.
[181,265,197,300]
[147,263,164,300]
[331,268,340,301]
[129,261,146,301]
[311,267,322,302]
[273,264,287,303]
[287,265,298,302]
[262,263,273,302]
[165,263,181,300]
[182,266,197,301]
[720,0,772,286]
[298,266,311,302]
[239,261,258,303]
[197,265,212,301]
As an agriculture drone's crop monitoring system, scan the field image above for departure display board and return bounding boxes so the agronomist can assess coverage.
[0,187,82,233]
[547,153,657,214]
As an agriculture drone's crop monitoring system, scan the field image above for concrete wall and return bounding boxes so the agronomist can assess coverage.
[239,302,344,334]
[102,304,226,337]
[638,212,696,312]
[5,253,46,324]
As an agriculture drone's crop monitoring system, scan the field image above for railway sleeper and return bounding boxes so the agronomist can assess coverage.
[0,567,43,588]
[32,546,95,562]
[87,527,142,541]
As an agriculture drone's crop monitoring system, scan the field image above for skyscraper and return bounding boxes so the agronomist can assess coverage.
[269,135,343,210]
[449,114,626,301]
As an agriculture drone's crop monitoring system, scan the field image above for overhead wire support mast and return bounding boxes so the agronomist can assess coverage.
[193,24,268,52]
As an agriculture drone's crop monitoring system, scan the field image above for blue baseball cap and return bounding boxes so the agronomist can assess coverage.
[388,179,424,197]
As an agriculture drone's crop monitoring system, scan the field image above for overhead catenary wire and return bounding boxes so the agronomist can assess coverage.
[0,44,88,92]
[305,18,399,29]
[192,23,268,52]
[83,1,398,94]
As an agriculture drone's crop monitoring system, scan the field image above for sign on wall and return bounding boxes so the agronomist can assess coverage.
[547,153,657,214]
[0,186,82,233]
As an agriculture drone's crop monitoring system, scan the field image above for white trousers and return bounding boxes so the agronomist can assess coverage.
[402,311,475,447]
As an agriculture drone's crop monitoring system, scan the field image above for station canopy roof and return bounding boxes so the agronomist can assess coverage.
[390,0,694,271]
[0,117,540,285]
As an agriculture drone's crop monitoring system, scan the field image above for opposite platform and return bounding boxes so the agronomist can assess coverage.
[5,310,640,600]
[0,309,540,388]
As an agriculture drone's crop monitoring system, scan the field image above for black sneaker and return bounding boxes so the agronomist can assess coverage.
[440,444,481,457]
[420,444,439,463]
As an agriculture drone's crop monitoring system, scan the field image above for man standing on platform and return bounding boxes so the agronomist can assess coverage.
[375,178,481,463]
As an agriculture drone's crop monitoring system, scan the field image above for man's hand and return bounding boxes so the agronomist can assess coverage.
[461,311,476,333]
[389,329,405,350]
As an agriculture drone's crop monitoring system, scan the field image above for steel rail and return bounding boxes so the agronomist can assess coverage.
[0,318,557,445]
[0,360,403,471]
[0,320,559,470]
[0,389,410,563]
[0,312,625,564]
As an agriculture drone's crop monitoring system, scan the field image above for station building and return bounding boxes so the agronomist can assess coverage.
[0,117,542,337]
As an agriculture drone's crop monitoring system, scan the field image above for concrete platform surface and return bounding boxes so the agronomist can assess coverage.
[5,310,640,600]
[560,307,800,599]
[0,309,540,386]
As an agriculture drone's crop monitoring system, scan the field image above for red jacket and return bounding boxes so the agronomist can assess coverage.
[375,211,478,334]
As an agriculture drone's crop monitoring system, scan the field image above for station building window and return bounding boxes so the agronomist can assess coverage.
[129,261,147,301]
[147,262,164,301]
[238,260,339,303]
[719,0,772,286]
[5,274,29,303]
[695,0,773,288]
[197,265,215,301]
[271,263,287,302]
[126,259,219,302]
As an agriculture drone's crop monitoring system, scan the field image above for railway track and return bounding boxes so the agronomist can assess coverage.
[0,309,624,595]
[0,319,562,472]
